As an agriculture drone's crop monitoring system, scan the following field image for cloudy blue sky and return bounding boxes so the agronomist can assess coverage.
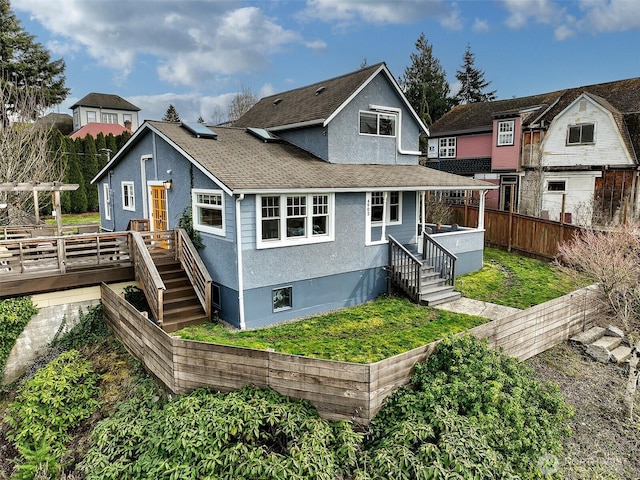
[12,0,640,124]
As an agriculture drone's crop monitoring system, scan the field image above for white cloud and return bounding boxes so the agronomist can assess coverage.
[128,92,236,124]
[578,0,640,32]
[502,0,562,29]
[299,0,453,27]
[13,1,301,88]
[305,39,328,51]
[472,18,490,33]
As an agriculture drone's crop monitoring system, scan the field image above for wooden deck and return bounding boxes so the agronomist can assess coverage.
[0,232,135,298]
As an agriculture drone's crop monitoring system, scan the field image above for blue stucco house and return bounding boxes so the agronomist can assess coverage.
[93,63,494,329]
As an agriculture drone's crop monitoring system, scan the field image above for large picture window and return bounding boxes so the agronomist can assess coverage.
[257,193,334,248]
[567,124,595,145]
[359,111,396,136]
[102,112,118,124]
[192,189,225,236]
[121,181,135,211]
[497,120,515,146]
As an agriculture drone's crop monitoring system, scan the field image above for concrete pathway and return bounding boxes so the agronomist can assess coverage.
[432,297,520,321]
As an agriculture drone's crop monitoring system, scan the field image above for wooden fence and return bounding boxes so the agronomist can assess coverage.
[101,283,602,424]
[450,206,583,260]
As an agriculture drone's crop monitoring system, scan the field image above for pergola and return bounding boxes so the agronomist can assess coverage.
[0,182,79,235]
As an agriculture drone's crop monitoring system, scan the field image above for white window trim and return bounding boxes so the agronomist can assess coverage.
[86,110,96,123]
[192,188,225,236]
[497,120,515,146]
[103,183,111,221]
[438,137,456,158]
[358,110,397,137]
[256,193,335,249]
[371,191,402,226]
[121,181,135,212]
[365,191,403,246]
[566,123,596,145]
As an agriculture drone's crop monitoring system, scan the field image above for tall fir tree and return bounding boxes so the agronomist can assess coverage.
[62,138,87,213]
[399,33,453,127]
[116,130,131,150]
[0,0,68,123]
[106,134,118,159]
[162,104,181,122]
[454,44,497,105]
[82,135,99,211]
[95,133,108,169]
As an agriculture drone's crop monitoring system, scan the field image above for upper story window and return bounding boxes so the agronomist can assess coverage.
[86,111,96,123]
[192,189,225,236]
[439,137,456,158]
[497,120,515,146]
[359,111,397,137]
[102,113,118,124]
[370,191,402,225]
[257,193,334,249]
[567,123,595,145]
[121,181,135,211]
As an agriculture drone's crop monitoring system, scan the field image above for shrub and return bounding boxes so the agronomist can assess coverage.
[80,386,362,480]
[50,304,109,351]
[361,335,573,479]
[0,297,38,379]
[5,350,101,479]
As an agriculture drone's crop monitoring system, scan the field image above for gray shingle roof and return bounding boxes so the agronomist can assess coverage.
[70,93,140,111]
[148,121,494,193]
[233,63,387,129]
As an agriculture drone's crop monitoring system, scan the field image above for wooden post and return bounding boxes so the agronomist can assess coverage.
[33,189,39,224]
[507,187,515,253]
[53,191,63,237]
[464,190,469,226]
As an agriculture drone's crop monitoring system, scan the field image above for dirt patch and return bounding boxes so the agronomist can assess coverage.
[527,342,640,479]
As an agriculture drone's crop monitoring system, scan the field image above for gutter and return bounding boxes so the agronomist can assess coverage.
[236,194,246,330]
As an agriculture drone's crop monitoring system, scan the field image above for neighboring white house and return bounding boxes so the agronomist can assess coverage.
[70,92,141,133]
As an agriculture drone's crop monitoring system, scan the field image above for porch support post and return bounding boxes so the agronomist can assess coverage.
[478,190,487,230]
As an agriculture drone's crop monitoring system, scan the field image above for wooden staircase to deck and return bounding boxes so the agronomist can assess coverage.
[155,258,208,333]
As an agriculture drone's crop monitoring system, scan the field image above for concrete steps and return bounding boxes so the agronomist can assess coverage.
[571,325,632,364]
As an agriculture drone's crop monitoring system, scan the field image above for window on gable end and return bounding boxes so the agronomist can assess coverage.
[359,110,397,137]
[438,137,456,158]
[122,181,135,211]
[567,124,595,145]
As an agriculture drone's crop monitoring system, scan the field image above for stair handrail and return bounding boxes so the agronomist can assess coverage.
[130,231,166,326]
[422,233,457,287]
[175,228,213,321]
[388,235,422,302]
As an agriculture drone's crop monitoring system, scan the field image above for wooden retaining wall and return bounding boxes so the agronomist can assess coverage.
[101,283,601,424]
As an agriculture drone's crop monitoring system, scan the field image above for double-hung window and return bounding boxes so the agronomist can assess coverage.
[497,120,515,146]
[121,182,135,211]
[567,123,595,145]
[257,193,334,248]
[439,137,456,158]
[370,191,402,225]
[102,113,118,124]
[86,111,96,123]
[192,189,225,236]
[359,111,397,136]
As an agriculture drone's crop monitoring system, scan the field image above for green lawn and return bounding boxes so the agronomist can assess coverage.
[44,212,100,225]
[456,248,587,309]
[175,296,485,363]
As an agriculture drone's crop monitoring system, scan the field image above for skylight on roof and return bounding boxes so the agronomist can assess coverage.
[181,122,217,139]
[247,127,280,143]
[315,86,326,95]
[273,98,282,106]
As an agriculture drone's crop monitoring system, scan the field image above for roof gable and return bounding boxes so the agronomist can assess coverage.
[70,93,140,112]
[233,63,428,134]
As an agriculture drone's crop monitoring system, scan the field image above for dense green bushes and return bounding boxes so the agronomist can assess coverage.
[5,350,101,479]
[0,297,38,380]
[79,386,362,480]
[361,335,573,479]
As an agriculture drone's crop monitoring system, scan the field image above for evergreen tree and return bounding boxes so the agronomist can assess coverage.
[197,115,205,123]
[0,0,68,123]
[106,134,118,157]
[455,44,497,105]
[63,138,87,213]
[82,135,99,211]
[95,133,108,170]
[399,33,453,127]
[162,104,181,122]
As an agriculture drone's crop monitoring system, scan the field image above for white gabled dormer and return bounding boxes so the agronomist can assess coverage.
[541,92,635,169]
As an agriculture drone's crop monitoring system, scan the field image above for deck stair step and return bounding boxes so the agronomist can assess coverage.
[152,258,208,333]
[570,326,606,345]
[421,287,461,306]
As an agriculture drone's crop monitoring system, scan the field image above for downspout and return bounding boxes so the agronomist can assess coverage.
[235,194,246,330]
[368,105,422,156]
